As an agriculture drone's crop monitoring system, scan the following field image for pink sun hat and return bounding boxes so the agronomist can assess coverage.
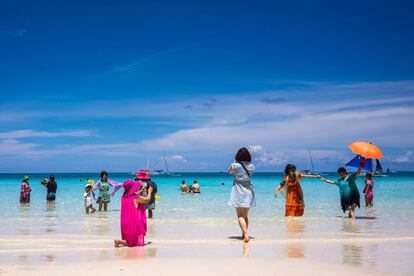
[135,170,150,181]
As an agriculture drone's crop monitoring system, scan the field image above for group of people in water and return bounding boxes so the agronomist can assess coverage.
[19,175,58,205]
[228,147,374,243]
[83,170,158,218]
[19,146,375,247]
[180,180,201,193]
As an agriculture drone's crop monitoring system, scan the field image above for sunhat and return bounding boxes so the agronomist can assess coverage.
[135,170,150,181]
[85,183,93,188]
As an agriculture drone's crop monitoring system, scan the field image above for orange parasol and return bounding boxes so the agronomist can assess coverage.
[348,141,383,159]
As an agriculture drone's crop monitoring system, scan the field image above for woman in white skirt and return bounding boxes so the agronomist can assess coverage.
[228,147,255,243]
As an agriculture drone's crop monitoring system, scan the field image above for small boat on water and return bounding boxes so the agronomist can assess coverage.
[145,153,180,177]
[300,150,325,176]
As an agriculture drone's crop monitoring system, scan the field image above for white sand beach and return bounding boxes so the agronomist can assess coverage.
[2,257,380,276]
[1,229,413,275]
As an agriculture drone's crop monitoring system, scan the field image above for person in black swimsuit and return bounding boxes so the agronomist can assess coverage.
[42,175,57,204]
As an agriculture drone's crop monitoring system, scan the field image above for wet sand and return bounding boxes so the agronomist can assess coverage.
[1,232,413,275]
[2,257,378,276]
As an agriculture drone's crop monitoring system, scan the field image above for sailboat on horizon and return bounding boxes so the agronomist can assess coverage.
[146,152,179,176]
[300,150,323,176]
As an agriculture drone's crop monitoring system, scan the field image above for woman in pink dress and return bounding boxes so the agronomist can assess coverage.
[363,173,374,207]
[114,179,153,247]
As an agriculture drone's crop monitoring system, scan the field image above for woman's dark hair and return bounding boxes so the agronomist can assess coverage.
[284,164,296,175]
[49,175,56,184]
[366,172,373,179]
[194,180,197,183]
[235,147,252,163]
[337,167,347,174]
[100,171,108,178]
[181,180,185,184]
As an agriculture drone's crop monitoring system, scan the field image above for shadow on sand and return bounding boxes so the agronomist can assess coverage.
[227,236,255,240]
[336,216,377,220]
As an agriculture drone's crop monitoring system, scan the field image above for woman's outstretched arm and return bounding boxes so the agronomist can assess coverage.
[275,178,286,196]
[92,180,101,191]
[319,176,336,185]
[301,174,321,178]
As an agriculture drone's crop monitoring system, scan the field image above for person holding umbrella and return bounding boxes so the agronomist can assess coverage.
[319,158,366,219]
[319,141,382,219]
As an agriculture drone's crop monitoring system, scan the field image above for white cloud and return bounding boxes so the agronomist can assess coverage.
[169,155,187,162]
[248,145,265,153]
[0,140,142,158]
[391,151,413,163]
[0,139,38,156]
[0,129,96,139]
[0,80,413,171]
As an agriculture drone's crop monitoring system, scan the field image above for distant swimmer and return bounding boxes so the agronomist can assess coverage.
[192,180,200,193]
[180,180,188,193]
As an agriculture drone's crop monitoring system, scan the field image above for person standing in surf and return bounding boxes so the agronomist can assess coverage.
[135,170,157,219]
[94,171,111,211]
[41,175,57,204]
[363,172,374,207]
[20,176,31,205]
[93,171,122,211]
[275,164,320,217]
[319,159,366,219]
[228,147,255,243]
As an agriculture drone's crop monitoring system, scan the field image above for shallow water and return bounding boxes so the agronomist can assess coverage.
[1,172,413,274]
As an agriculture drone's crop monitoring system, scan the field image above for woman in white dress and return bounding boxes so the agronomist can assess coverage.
[228,147,255,243]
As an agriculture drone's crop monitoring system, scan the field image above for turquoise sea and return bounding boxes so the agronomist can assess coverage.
[1,172,414,234]
[1,172,413,274]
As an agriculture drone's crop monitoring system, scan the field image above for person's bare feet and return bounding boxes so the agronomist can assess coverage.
[114,240,120,248]
[242,233,250,243]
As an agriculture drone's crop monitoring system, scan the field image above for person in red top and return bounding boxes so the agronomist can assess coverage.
[275,164,320,217]
[20,176,31,204]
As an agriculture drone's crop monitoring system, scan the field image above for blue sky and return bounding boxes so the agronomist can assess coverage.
[0,0,413,172]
